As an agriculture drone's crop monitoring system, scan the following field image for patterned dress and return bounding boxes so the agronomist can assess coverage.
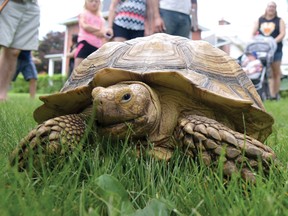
[114,0,146,31]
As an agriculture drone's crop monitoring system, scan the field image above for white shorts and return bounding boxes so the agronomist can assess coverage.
[0,0,40,50]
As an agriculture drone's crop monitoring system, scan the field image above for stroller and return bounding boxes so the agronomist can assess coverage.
[239,35,276,101]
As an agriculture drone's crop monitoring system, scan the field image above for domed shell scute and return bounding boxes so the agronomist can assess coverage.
[112,35,188,70]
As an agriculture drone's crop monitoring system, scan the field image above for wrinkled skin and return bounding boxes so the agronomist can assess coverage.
[92,82,161,140]
[10,81,276,181]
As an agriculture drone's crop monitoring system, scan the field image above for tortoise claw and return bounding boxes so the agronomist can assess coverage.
[175,115,276,181]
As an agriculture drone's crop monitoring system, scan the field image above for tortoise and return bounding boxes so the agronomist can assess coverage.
[10,33,276,181]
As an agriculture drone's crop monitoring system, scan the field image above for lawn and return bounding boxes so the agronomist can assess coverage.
[0,92,288,216]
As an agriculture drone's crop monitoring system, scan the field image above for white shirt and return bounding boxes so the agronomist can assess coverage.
[159,0,192,15]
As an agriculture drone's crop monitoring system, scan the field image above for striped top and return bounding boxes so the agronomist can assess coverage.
[114,0,146,31]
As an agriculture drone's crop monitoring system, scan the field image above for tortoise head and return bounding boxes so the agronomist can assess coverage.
[92,81,161,140]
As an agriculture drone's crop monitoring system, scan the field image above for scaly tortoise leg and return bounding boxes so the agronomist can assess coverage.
[175,115,276,181]
[10,114,87,171]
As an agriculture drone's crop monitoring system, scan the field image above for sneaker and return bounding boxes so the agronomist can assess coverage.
[276,93,281,101]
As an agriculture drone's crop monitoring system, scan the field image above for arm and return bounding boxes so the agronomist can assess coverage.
[107,0,119,36]
[144,0,155,35]
[252,19,259,37]
[274,18,286,43]
[79,12,104,37]
[153,0,166,33]
[66,47,77,58]
[191,0,198,31]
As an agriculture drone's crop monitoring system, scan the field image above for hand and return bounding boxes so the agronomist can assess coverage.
[154,17,166,33]
[105,27,114,39]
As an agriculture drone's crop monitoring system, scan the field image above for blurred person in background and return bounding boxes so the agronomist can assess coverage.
[74,0,110,68]
[12,50,38,99]
[252,1,286,101]
[66,34,78,76]
[108,0,154,42]
[0,0,40,101]
[151,0,198,38]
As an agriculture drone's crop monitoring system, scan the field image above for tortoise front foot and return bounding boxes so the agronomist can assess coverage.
[10,114,86,171]
[175,115,276,182]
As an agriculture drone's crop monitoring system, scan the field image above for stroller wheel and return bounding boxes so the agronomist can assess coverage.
[260,91,267,101]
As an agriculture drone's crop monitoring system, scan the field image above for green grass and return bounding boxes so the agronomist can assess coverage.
[1,93,288,216]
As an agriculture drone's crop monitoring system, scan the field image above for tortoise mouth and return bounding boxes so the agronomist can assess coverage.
[95,112,140,126]
[96,118,136,128]
[96,116,148,138]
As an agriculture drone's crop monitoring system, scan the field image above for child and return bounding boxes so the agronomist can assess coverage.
[108,0,148,42]
[74,0,111,68]
[241,51,263,76]
[12,50,38,99]
[66,34,78,76]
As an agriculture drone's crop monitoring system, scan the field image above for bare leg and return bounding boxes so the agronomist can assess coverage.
[270,61,282,98]
[112,37,127,42]
[29,78,37,99]
[0,47,20,100]
[74,57,84,69]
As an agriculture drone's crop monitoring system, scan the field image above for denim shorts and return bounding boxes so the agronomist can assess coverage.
[13,58,38,81]
[273,50,283,62]
[160,9,191,38]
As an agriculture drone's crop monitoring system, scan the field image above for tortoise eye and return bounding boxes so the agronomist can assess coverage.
[121,93,131,102]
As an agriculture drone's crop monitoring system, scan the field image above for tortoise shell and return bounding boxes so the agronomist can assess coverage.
[34,33,273,142]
